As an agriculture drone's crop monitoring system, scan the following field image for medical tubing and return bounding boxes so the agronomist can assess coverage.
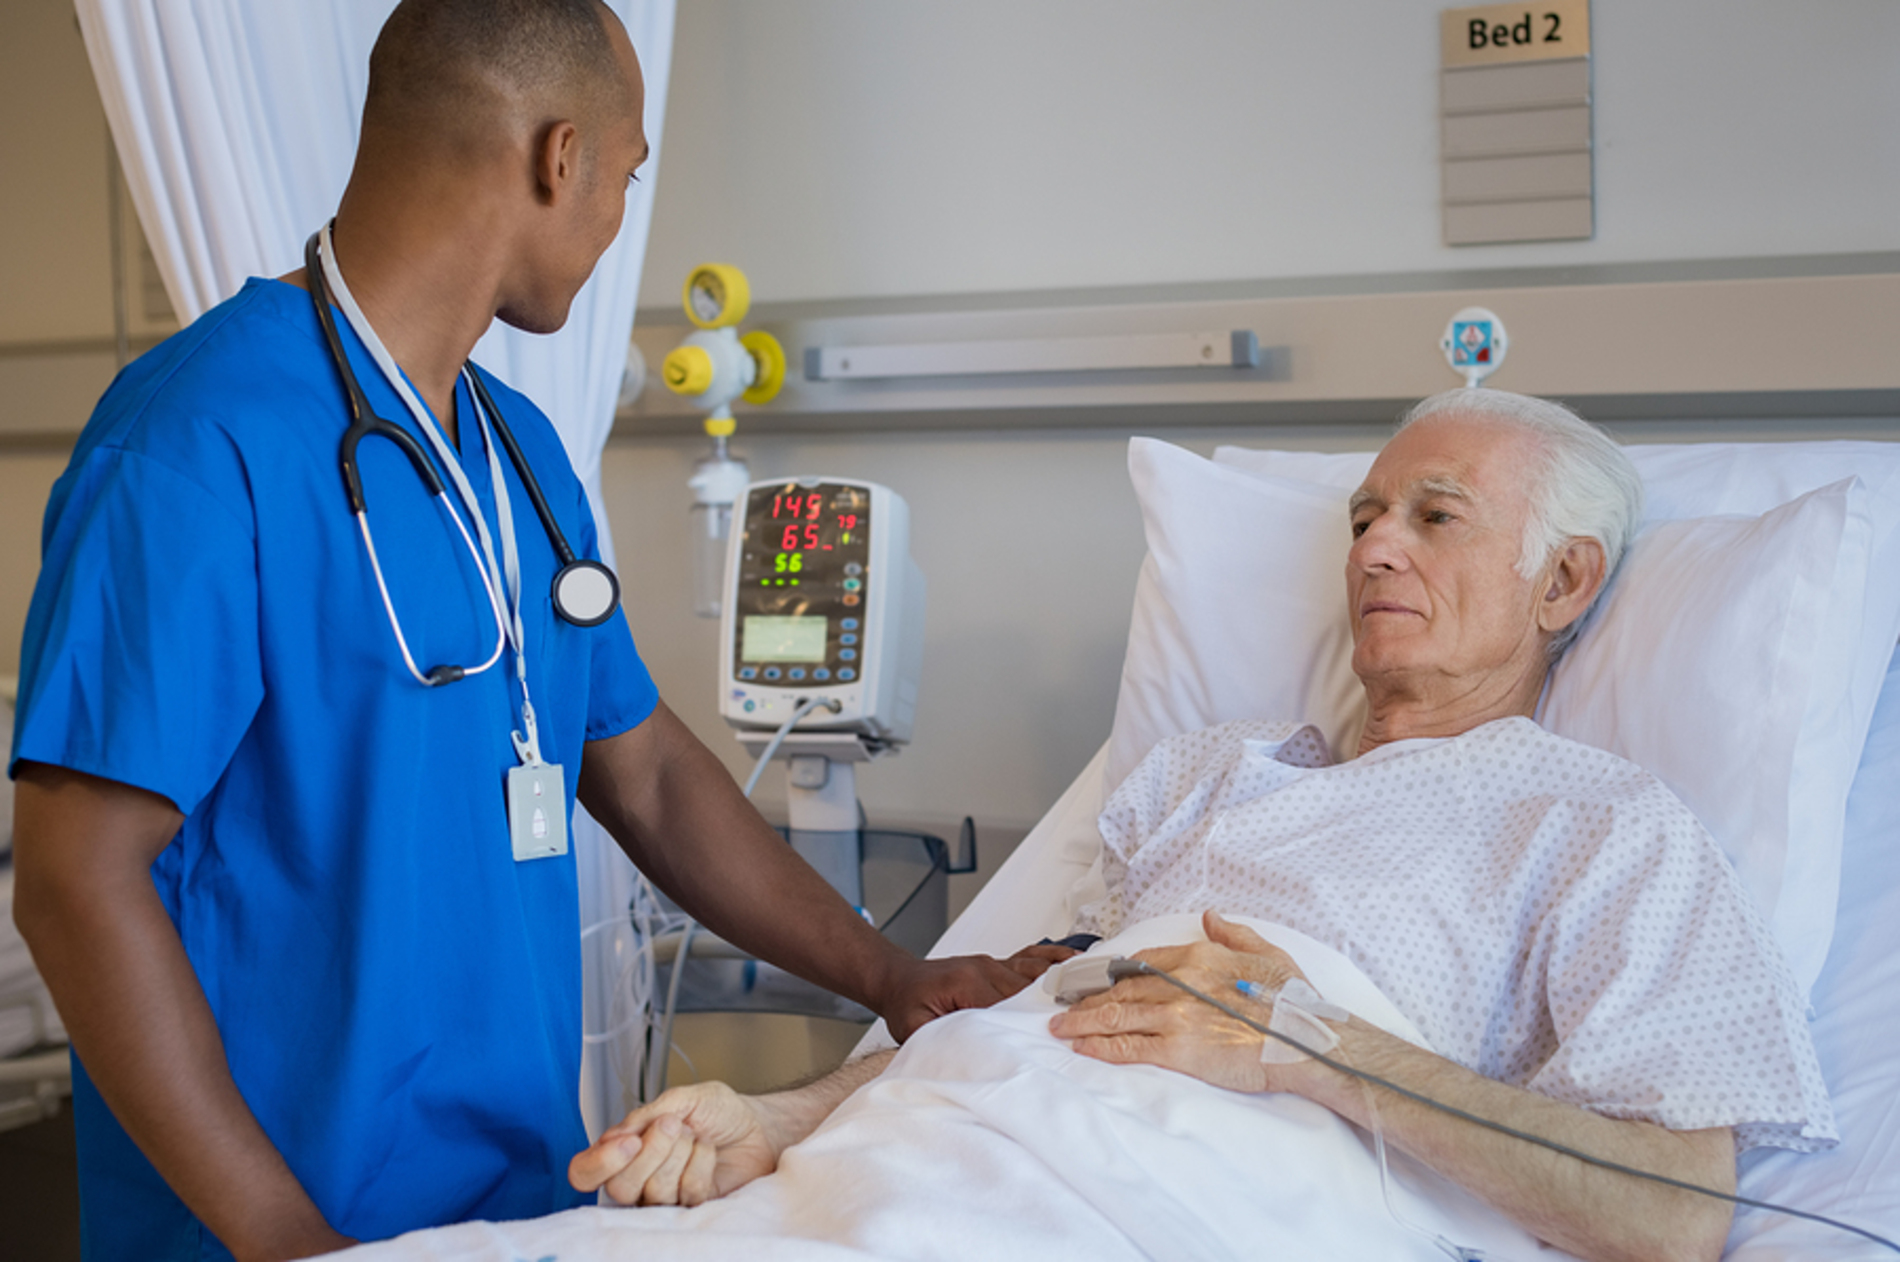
[578,917,663,1045]
[647,921,698,1102]
[1129,962,1900,1255]
[317,225,521,692]
[639,697,852,1096]
[355,507,505,687]
[1361,1073,1479,1261]
[740,697,843,799]
[467,368,578,566]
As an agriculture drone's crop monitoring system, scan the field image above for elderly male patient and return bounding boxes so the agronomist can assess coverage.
[572,390,1833,1262]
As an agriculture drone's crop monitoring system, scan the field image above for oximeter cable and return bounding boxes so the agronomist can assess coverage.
[1118,960,1899,1255]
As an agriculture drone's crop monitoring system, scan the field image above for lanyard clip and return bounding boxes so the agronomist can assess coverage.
[511,699,545,768]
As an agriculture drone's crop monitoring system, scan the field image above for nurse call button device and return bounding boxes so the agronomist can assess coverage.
[720,478,925,747]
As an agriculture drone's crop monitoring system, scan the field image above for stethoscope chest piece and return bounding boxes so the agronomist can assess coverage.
[552,560,619,627]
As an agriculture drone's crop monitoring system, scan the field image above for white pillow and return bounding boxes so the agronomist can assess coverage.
[1112,437,1900,997]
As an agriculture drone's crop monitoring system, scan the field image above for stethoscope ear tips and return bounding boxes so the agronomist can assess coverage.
[426,665,467,687]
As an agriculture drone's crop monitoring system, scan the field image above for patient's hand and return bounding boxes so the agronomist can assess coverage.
[570,1082,789,1207]
[1048,910,1314,1094]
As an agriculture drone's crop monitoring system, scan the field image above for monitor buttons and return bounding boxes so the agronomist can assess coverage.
[840,633,858,646]
[738,666,757,680]
[838,667,856,681]
[788,668,806,681]
[763,667,781,681]
[839,648,857,662]
[814,668,831,681]
[841,618,859,631]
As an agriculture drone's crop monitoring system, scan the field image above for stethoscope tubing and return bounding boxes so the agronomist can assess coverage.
[305,227,620,651]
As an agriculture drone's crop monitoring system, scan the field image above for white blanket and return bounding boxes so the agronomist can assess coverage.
[331,914,1574,1262]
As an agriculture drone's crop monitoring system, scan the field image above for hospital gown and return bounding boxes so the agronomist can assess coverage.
[1078,716,1837,1153]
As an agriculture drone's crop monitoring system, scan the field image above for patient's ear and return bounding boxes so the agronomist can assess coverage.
[1536,537,1608,635]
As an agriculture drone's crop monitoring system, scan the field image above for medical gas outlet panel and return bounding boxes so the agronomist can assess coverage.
[720,479,924,746]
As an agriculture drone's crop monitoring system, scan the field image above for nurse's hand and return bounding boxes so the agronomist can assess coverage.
[1048,910,1315,1095]
[571,1082,789,1207]
[1004,940,1081,982]
[878,953,1031,1042]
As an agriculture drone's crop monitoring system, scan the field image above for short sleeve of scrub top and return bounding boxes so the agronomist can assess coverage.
[9,279,659,1257]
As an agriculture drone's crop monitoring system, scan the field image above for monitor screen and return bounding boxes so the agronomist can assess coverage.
[741,615,829,663]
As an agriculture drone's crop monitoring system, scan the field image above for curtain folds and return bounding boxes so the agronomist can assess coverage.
[74,0,677,1136]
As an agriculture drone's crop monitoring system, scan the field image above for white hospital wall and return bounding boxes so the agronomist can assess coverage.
[608,0,1900,860]
[636,0,1900,306]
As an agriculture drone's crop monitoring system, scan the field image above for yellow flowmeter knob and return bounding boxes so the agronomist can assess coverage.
[740,330,786,405]
[662,345,715,395]
[682,263,751,329]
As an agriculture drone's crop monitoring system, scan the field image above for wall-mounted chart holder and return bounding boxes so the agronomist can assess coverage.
[1440,1,1594,246]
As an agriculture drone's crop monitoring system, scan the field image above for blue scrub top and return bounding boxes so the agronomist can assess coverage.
[10,278,658,1258]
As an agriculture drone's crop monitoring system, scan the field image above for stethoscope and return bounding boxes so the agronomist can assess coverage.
[304,226,620,694]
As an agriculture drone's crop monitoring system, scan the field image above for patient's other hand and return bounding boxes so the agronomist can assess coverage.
[1049,910,1312,1094]
[570,1082,787,1207]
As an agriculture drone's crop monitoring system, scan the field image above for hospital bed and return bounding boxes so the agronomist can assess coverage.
[312,436,1900,1258]
[0,677,73,1132]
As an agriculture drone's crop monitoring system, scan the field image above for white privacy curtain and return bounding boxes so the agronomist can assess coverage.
[76,0,677,1137]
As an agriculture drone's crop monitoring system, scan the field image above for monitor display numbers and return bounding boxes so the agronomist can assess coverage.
[769,491,824,522]
[733,483,870,683]
[764,489,864,554]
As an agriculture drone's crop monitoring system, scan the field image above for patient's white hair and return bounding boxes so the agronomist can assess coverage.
[1398,389,1644,658]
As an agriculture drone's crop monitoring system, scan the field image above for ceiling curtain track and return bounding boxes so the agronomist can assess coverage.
[73,0,678,1137]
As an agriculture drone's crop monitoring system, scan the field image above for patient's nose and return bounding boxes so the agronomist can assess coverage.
[1349,513,1407,571]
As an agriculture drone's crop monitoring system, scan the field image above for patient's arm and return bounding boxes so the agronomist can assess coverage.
[1050,911,1735,1262]
[571,1051,897,1206]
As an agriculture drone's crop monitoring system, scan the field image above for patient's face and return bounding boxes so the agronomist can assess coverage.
[1345,416,1550,702]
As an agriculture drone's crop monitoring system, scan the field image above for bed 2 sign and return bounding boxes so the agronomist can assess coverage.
[1441,0,1590,68]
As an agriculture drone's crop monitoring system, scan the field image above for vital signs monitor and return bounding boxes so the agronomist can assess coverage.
[720,478,925,747]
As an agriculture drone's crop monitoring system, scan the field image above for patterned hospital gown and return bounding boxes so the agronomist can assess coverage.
[1079,716,1837,1153]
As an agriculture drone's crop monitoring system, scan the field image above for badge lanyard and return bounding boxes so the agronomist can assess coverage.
[315,226,566,861]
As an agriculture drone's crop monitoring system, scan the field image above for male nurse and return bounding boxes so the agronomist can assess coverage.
[8,2,1023,1258]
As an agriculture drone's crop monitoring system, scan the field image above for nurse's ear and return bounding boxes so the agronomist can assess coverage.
[533,119,583,207]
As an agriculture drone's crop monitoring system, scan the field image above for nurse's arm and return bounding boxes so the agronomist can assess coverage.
[578,701,1026,1040]
[11,764,355,1262]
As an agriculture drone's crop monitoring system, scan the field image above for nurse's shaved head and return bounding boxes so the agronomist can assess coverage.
[362,0,632,152]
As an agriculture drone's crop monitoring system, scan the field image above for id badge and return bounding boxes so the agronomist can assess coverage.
[507,761,568,861]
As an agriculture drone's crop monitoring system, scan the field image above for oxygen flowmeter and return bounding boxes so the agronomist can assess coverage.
[721,478,926,902]
[663,264,788,617]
